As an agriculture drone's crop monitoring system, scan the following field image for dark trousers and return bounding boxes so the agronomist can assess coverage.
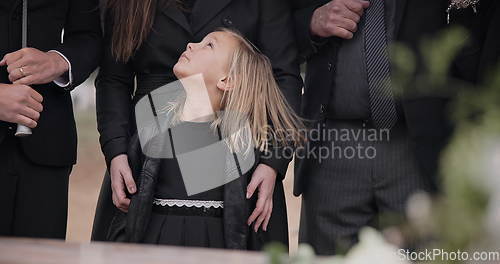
[0,133,71,239]
[297,119,430,255]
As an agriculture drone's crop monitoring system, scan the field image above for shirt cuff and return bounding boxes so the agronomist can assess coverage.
[48,50,73,89]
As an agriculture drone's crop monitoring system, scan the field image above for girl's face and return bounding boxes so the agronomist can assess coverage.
[173,31,239,90]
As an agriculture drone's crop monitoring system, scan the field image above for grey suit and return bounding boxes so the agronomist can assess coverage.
[292,0,448,255]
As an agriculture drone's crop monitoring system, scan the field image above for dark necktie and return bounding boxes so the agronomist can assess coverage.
[364,0,398,129]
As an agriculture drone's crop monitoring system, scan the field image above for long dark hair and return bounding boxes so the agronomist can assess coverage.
[106,0,181,62]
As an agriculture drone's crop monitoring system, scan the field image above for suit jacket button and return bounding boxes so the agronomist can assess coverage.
[223,18,233,26]
[320,104,326,113]
[327,62,332,71]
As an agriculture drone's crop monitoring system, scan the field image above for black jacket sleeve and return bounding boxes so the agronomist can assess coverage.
[291,0,330,62]
[257,0,303,180]
[95,14,135,167]
[55,0,102,90]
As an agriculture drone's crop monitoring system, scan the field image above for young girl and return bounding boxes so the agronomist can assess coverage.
[106,29,304,250]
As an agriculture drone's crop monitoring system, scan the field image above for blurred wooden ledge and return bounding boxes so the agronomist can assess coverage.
[0,238,266,264]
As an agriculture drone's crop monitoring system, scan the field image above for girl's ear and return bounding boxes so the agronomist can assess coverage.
[216,76,233,91]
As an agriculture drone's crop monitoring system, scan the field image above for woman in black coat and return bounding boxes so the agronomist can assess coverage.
[92,0,302,250]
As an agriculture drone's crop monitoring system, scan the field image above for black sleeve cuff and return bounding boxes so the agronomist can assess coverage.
[259,148,293,181]
[293,3,328,61]
[102,137,129,168]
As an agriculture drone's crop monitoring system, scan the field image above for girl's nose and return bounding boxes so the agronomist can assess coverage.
[186,42,194,51]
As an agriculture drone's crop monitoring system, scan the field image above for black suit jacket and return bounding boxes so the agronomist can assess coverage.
[0,0,102,166]
[450,0,500,84]
[96,0,303,176]
[292,0,452,195]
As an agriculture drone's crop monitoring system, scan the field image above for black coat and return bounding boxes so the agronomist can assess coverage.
[103,133,273,249]
[292,0,453,195]
[92,0,300,248]
[0,0,102,166]
[450,0,500,84]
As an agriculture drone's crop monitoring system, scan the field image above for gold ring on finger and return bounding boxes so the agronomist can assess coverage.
[19,67,26,77]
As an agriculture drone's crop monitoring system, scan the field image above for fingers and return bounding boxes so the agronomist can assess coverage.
[113,189,130,212]
[253,201,270,232]
[246,164,277,230]
[14,114,37,128]
[342,9,361,24]
[12,74,39,85]
[15,85,43,125]
[337,17,358,33]
[249,199,273,232]
[20,85,43,113]
[111,170,131,212]
[345,0,370,16]
[121,165,137,194]
[246,173,261,199]
[247,194,266,226]
[5,56,29,83]
[331,27,354,39]
[28,88,43,104]
[117,194,131,212]
[359,0,370,9]
[27,96,43,113]
[8,68,23,83]
[112,192,130,213]
[6,57,28,74]
[12,75,37,85]
[6,54,34,83]
[323,13,357,37]
[263,201,273,232]
[9,66,32,84]
[2,48,58,85]
[313,0,368,39]
[1,50,23,67]
[109,154,135,212]
[18,103,40,122]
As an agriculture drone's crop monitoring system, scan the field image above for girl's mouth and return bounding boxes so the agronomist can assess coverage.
[180,52,190,61]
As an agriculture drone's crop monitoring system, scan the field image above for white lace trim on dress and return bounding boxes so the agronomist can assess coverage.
[153,198,224,209]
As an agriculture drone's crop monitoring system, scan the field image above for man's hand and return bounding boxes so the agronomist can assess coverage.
[0,83,43,128]
[0,48,69,86]
[110,154,137,212]
[246,163,277,232]
[310,0,370,39]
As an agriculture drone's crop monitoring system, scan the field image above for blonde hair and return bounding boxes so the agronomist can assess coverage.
[166,28,305,153]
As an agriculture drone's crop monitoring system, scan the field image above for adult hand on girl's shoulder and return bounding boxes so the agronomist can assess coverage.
[246,164,277,232]
[110,154,137,212]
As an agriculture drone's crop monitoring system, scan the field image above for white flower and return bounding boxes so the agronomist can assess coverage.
[484,142,500,194]
[336,228,410,264]
[406,192,433,236]
[485,195,500,245]
[291,244,317,264]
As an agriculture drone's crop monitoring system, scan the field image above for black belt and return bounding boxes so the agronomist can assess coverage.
[152,204,223,218]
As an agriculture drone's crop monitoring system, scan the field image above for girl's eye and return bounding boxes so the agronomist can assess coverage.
[207,42,214,48]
